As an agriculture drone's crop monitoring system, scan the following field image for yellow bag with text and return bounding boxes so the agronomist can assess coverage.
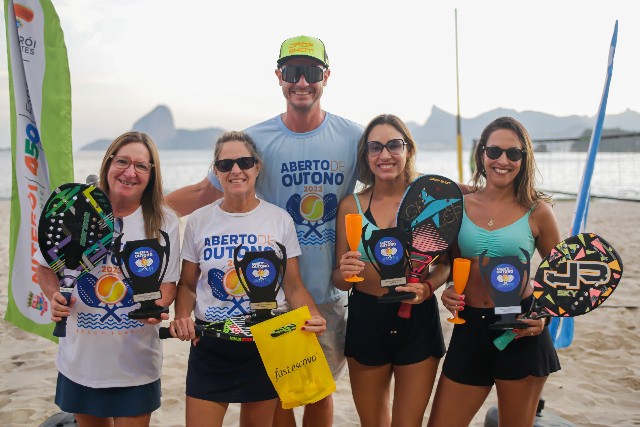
[250,306,336,409]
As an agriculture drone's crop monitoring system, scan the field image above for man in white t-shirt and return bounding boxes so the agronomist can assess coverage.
[166,35,363,426]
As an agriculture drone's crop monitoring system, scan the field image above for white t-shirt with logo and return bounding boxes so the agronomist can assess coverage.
[181,199,301,322]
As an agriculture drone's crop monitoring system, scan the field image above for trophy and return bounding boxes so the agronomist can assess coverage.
[478,249,531,329]
[361,225,412,303]
[233,242,287,325]
[114,230,171,319]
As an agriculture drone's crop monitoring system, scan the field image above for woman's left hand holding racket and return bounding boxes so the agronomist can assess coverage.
[170,317,201,344]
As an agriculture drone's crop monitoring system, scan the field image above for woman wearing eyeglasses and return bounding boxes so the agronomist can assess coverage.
[168,131,326,426]
[427,117,561,427]
[36,131,181,426]
[331,114,449,427]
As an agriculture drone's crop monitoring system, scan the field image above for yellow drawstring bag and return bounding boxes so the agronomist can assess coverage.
[250,306,336,409]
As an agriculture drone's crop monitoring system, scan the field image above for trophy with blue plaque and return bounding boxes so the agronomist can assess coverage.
[114,230,171,319]
[233,242,287,325]
[478,249,531,329]
[361,225,412,303]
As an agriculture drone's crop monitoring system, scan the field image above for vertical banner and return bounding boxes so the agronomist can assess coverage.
[4,0,73,341]
[550,21,618,349]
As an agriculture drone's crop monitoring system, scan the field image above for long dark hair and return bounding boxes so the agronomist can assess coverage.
[357,114,418,188]
[471,117,550,208]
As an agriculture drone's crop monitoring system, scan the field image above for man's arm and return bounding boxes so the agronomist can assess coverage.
[165,177,223,217]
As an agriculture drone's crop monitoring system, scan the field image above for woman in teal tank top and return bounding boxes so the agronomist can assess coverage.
[331,115,450,426]
[428,117,562,427]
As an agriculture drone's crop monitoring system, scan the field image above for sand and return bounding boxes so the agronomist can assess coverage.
[1,198,639,426]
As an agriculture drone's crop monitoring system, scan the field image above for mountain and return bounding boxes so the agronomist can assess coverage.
[80,104,640,152]
[407,106,640,150]
[80,105,225,151]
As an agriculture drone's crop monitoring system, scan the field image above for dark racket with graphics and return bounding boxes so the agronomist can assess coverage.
[159,315,254,342]
[494,233,623,350]
[396,175,463,319]
[38,183,114,337]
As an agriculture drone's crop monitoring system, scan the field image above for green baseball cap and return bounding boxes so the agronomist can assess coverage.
[277,35,329,68]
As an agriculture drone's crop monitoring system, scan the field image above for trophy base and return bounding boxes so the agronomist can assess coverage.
[377,290,415,303]
[127,306,169,320]
[489,320,529,330]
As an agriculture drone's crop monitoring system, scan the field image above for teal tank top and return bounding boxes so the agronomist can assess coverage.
[354,193,379,263]
[458,200,535,261]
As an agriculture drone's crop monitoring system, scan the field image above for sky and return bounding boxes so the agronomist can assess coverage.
[1,1,639,149]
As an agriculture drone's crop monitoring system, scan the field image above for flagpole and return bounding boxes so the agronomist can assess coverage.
[454,8,463,183]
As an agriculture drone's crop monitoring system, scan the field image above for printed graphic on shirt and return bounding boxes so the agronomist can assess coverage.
[280,159,346,247]
[75,252,143,330]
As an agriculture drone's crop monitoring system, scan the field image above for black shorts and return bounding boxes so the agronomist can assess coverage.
[344,287,445,366]
[186,335,277,403]
[442,296,561,386]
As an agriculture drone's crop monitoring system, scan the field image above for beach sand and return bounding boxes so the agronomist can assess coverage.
[1,198,639,426]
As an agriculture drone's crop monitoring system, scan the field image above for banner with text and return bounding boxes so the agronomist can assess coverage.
[4,0,73,341]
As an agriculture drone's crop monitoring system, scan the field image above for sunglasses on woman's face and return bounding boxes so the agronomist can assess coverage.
[280,65,325,84]
[214,156,257,172]
[484,145,526,162]
[366,139,406,156]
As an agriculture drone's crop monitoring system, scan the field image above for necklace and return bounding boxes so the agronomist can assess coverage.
[488,218,494,227]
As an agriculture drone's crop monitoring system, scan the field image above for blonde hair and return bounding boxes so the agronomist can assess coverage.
[99,131,166,239]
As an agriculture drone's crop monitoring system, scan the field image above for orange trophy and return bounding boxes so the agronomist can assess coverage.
[447,257,471,324]
[344,214,365,282]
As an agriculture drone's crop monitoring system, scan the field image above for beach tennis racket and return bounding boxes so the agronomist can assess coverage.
[396,175,463,318]
[159,315,255,342]
[494,233,623,350]
[38,183,114,337]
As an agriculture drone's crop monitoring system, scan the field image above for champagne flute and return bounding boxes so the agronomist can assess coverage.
[447,257,471,324]
[344,214,364,282]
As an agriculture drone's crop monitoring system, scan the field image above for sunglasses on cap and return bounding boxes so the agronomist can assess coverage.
[280,65,325,84]
[366,139,406,156]
[484,146,526,162]
[214,156,257,172]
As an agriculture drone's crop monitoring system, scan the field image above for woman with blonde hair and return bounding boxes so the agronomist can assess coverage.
[37,131,181,426]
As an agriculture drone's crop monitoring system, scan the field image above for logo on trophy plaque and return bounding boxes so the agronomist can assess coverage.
[114,230,170,319]
[478,249,531,329]
[233,242,287,325]
[361,225,412,303]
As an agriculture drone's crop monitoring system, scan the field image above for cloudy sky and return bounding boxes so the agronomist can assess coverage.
[0,1,638,149]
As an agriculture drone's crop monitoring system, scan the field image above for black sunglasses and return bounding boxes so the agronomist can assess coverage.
[484,146,526,162]
[214,157,257,172]
[367,139,406,156]
[280,66,325,84]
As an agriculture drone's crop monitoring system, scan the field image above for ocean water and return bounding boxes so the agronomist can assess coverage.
[1,149,639,201]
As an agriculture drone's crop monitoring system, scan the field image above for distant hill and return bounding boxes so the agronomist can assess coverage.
[80,104,640,152]
[407,106,640,150]
[80,105,225,151]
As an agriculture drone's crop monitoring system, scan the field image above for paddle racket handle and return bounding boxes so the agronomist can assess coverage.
[158,325,204,340]
[52,318,68,338]
[398,276,420,319]
[493,330,517,350]
[52,290,72,338]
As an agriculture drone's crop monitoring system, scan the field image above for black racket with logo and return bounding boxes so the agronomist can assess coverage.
[38,183,114,337]
[494,233,623,350]
[396,175,463,318]
[159,315,255,342]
